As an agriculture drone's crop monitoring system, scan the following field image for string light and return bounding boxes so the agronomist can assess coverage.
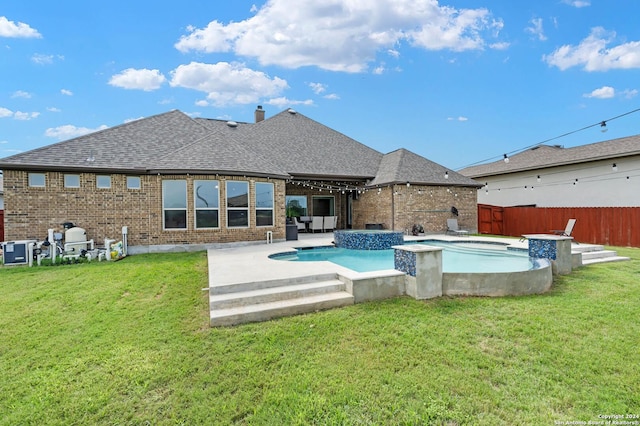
[456,107,640,170]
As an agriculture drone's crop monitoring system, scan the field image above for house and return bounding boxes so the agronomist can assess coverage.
[0,173,4,241]
[0,107,481,253]
[459,134,640,246]
[460,135,640,208]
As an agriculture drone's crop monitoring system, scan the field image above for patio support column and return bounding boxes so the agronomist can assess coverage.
[523,234,573,275]
[393,244,443,299]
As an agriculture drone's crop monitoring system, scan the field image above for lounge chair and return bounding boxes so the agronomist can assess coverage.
[551,219,576,237]
[446,219,469,236]
[309,216,324,233]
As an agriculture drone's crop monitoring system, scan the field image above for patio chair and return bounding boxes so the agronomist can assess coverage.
[551,219,576,237]
[446,219,469,236]
[323,216,335,232]
[309,216,324,233]
[293,217,306,232]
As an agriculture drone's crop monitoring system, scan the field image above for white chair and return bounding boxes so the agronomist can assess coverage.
[323,216,335,232]
[309,216,324,233]
[294,217,306,232]
[446,219,469,236]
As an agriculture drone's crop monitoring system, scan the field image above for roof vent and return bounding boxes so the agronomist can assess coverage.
[287,108,297,114]
[226,120,238,128]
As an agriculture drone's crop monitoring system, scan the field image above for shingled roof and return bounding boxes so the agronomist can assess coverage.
[368,149,480,187]
[0,108,479,188]
[460,134,640,178]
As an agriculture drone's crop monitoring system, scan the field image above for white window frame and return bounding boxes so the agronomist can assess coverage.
[163,180,188,230]
[126,176,141,190]
[194,180,220,229]
[226,181,249,228]
[64,174,80,188]
[255,182,274,227]
[28,173,46,188]
[96,175,112,189]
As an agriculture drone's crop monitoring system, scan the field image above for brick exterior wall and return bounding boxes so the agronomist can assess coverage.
[3,170,286,249]
[3,170,478,250]
[354,184,478,233]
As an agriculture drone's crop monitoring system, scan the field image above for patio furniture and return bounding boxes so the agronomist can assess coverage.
[309,216,324,233]
[293,217,306,232]
[323,216,335,232]
[551,219,576,237]
[446,219,469,236]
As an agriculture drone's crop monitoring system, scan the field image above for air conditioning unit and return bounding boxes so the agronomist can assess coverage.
[2,240,36,266]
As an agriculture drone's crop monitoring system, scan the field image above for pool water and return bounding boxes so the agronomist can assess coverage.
[271,241,534,273]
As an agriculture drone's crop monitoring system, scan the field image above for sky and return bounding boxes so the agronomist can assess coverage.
[1,0,639,171]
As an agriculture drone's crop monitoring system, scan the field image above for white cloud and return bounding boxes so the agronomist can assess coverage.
[169,61,289,106]
[621,89,638,99]
[562,0,590,7]
[544,27,640,71]
[265,97,314,108]
[448,116,468,121]
[583,86,615,99]
[45,124,108,140]
[490,41,510,50]
[0,140,7,144]
[0,16,41,38]
[195,99,209,107]
[109,68,167,91]
[47,107,61,112]
[13,111,40,120]
[309,82,327,94]
[324,93,340,100]
[373,65,386,75]
[174,0,504,73]
[525,18,547,41]
[31,53,63,65]
[12,90,32,99]
[0,107,40,120]
[387,49,400,58]
[61,89,73,96]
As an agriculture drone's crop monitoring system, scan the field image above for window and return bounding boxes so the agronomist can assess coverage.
[96,175,111,189]
[28,173,46,187]
[194,180,219,229]
[64,174,80,188]
[226,181,249,228]
[163,180,187,229]
[127,176,141,189]
[255,182,274,227]
[285,195,308,217]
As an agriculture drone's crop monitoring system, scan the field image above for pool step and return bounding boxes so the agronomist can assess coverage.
[580,250,630,265]
[210,277,354,327]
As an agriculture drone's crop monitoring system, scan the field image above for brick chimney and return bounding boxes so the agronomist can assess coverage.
[255,105,265,123]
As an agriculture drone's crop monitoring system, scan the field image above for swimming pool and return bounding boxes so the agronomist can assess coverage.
[270,241,536,273]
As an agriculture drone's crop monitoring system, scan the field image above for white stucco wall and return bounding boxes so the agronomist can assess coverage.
[475,156,640,207]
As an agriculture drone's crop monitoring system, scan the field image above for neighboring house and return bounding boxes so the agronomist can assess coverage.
[460,135,640,208]
[0,107,481,253]
[459,135,640,246]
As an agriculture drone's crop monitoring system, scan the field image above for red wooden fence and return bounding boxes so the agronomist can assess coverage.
[478,204,640,247]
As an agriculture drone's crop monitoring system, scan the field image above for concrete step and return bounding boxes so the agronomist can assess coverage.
[210,291,354,327]
[210,279,346,310]
[581,250,618,260]
[571,244,605,253]
[582,255,631,265]
[209,273,339,295]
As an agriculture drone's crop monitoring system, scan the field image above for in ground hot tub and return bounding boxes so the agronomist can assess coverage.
[334,230,404,250]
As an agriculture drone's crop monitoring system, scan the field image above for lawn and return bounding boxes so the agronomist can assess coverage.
[1,248,639,425]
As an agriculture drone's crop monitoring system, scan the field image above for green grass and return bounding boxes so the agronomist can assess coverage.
[1,248,639,425]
